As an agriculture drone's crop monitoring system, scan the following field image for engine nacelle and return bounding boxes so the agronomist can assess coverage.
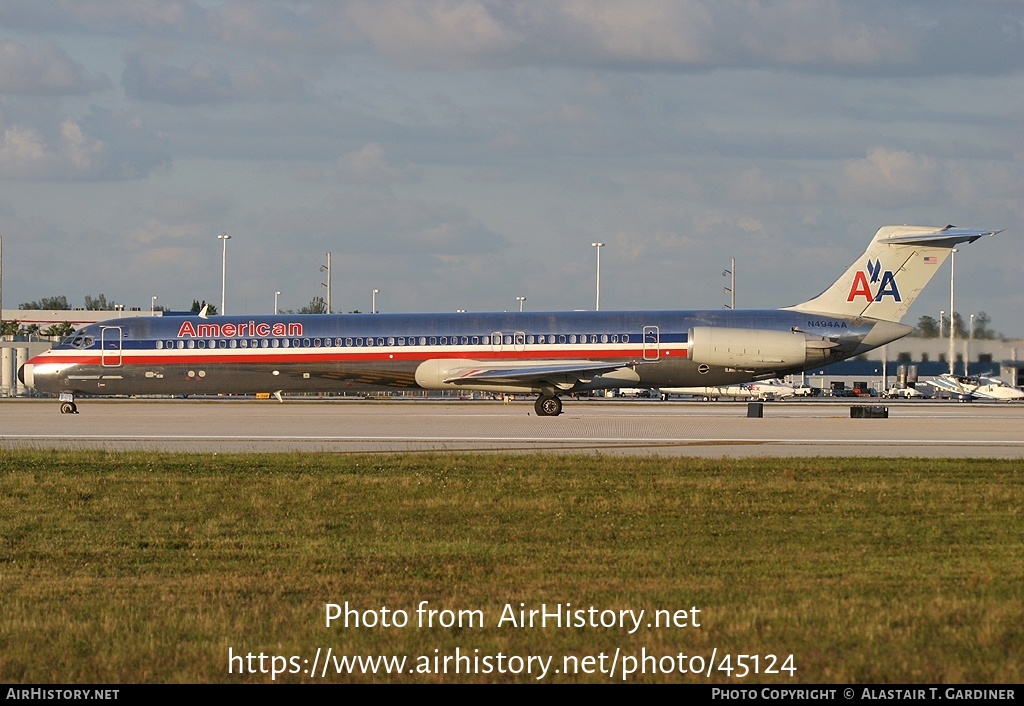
[689,326,834,370]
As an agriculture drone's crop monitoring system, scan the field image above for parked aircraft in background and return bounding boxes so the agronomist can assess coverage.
[20,224,1001,416]
[658,379,799,401]
[924,373,1024,401]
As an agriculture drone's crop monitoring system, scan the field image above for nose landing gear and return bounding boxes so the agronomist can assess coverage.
[59,394,78,414]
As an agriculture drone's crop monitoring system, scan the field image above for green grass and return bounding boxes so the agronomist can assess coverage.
[0,450,1021,683]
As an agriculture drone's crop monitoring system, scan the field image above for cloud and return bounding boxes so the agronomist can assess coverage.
[0,116,108,178]
[336,143,422,183]
[0,0,205,37]
[58,118,106,170]
[270,191,509,257]
[342,0,521,68]
[3,1,1021,78]
[0,108,168,180]
[0,40,108,95]
[320,1,1021,76]
[729,166,823,206]
[840,148,943,207]
[0,124,48,176]
[121,51,310,104]
[122,53,235,104]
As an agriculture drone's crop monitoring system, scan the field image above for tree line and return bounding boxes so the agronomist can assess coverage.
[17,294,125,311]
[913,311,1000,339]
[2,293,176,340]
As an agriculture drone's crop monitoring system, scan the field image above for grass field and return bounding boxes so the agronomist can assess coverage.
[0,450,1020,683]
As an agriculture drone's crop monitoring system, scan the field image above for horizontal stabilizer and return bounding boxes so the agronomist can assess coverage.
[879,226,1002,247]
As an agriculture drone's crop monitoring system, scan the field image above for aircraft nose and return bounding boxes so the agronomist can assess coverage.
[18,362,33,387]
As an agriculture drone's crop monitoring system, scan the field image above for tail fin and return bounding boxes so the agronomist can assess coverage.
[786,225,1001,322]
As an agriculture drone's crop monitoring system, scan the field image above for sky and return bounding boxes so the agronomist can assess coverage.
[0,0,1021,335]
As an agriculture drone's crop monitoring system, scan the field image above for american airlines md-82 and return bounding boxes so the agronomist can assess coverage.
[20,225,1002,416]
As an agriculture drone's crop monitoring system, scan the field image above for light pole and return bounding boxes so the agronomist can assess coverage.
[217,233,230,315]
[591,242,604,311]
[274,291,281,315]
[320,252,331,314]
[516,296,526,312]
[949,248,957,375]
[966,313,975,376]
[372,289,379,314]
[151,295,158,315]
[723,257,735,309]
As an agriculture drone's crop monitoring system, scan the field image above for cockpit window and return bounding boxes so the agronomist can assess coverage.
[61,335,95,349]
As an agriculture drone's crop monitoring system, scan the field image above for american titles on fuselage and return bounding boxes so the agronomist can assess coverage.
[176,320,303,338]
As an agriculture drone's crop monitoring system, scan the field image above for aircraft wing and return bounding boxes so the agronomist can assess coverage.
[443,360,643,389]
[924,374,983,399]
[925,376,964,394]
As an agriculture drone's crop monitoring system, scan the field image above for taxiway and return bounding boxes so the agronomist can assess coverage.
[1,398,1021,457]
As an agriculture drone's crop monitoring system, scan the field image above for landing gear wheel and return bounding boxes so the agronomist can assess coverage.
[534,395,562,417]
[60,401,78,414]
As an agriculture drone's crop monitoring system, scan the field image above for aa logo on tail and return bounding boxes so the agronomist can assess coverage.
[847,258,901,302]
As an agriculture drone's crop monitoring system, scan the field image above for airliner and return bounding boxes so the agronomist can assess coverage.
[658,379,800,401]
[20,224,1002,416]
[925,373,1024,401]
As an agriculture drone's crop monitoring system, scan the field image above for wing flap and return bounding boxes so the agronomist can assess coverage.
[413,357,646,391]
[444,360,638,385]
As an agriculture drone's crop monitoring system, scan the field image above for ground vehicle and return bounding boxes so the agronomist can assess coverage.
[884,386,925,399]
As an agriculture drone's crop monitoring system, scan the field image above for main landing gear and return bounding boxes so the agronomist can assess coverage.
[534,394,562,417]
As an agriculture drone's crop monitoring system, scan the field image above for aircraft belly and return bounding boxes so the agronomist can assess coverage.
[635,359,760,388]
[45,355,827,398]
[44,361,425,396]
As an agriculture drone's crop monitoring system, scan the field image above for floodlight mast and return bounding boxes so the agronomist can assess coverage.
[217,233,231,314]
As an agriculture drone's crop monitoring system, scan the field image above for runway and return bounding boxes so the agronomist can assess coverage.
[2,397,1022,457]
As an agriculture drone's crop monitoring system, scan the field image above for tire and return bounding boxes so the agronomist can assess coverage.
[534,395,562,417]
